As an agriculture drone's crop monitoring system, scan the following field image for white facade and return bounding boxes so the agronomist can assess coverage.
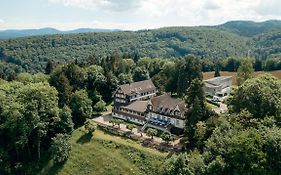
[204,76,232,98]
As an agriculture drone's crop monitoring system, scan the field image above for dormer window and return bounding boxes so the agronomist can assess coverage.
[174,105,180,116]
[174,111,180,116]
[147,100,153,111]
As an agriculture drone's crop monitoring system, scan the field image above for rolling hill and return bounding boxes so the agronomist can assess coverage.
[0,28,121,39]
[0,20,281,74]
[218,20,281,37]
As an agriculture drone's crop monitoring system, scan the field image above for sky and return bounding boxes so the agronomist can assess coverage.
[0,0,281,30]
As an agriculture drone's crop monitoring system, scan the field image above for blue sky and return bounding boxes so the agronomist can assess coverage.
[1,0,281,30]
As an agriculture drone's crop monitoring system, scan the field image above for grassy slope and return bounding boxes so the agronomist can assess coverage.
[41,128,167,175]
[203,70,281,85]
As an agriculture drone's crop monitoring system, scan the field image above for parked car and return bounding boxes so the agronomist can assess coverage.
[212,96,221,102]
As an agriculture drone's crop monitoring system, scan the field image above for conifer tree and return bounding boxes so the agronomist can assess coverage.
[214,66,221,77]
[237,59,254,86]
[45,60,54,74]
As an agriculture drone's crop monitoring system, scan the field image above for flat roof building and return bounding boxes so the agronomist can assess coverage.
[204,76,232,98]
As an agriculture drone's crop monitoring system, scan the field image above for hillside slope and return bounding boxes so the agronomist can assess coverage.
[39,128,166,175]
[0,20,281,74]
[0,27,249,73]
[0,28,120,39]
[218,20,281,37]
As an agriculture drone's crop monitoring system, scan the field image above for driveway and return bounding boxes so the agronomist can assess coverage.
[213,102,228,114]
[93,113,112,124]
[93,113,165,144]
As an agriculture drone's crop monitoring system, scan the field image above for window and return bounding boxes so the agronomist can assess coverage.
[148,104,153,111]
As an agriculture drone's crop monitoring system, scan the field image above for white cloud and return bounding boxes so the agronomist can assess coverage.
[47,0,281,25]
[0,19,4,23]
[0,20,147,31]
[204,0,220,10]
[48,0,140,12]
[135,0,281,26]
[2,0,281,30]
[255,0,281,16]
[48,0,107,9]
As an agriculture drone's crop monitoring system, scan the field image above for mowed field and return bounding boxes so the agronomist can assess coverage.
[40,128,167,175]
[203,70,281,85]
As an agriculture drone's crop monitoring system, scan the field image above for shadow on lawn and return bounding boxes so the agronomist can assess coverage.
[36,153,65,175]
[76,133,92,144]
[44,161,65,175]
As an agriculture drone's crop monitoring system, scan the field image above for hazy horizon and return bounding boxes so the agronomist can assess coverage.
[1,0,281,30]
[1,19,281,32]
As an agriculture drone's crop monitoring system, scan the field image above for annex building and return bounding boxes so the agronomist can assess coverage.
[204,76,232,100]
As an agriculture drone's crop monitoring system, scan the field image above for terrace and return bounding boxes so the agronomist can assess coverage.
[146,118,170,131]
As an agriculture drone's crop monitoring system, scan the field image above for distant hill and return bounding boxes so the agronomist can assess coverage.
[0,28,121,39]
[0,20,281,74]
[1,20,280,39]
[218,20,281,36]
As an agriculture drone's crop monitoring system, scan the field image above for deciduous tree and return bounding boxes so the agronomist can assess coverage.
[84,120,97,136]
[146,128,157,139]
[70,90,93,127]
[231,74,281,120]
[50,134,71,164]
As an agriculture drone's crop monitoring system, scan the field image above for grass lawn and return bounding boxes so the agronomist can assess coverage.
[40,128,167,175]
[93,103,113,117]
[105,103,113,113]
[206,101,218,109]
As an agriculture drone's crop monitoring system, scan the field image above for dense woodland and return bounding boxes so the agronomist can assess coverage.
[1,53,281,174]
[0,55,205,174]
[1,21,281,79]
[1,20,281,175]
[163,74,281,175]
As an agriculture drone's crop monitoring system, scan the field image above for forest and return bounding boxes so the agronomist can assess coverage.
[1,20,281,79]
[0,55,203,174]
[1,20,281,175]
[1,53,281,174]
